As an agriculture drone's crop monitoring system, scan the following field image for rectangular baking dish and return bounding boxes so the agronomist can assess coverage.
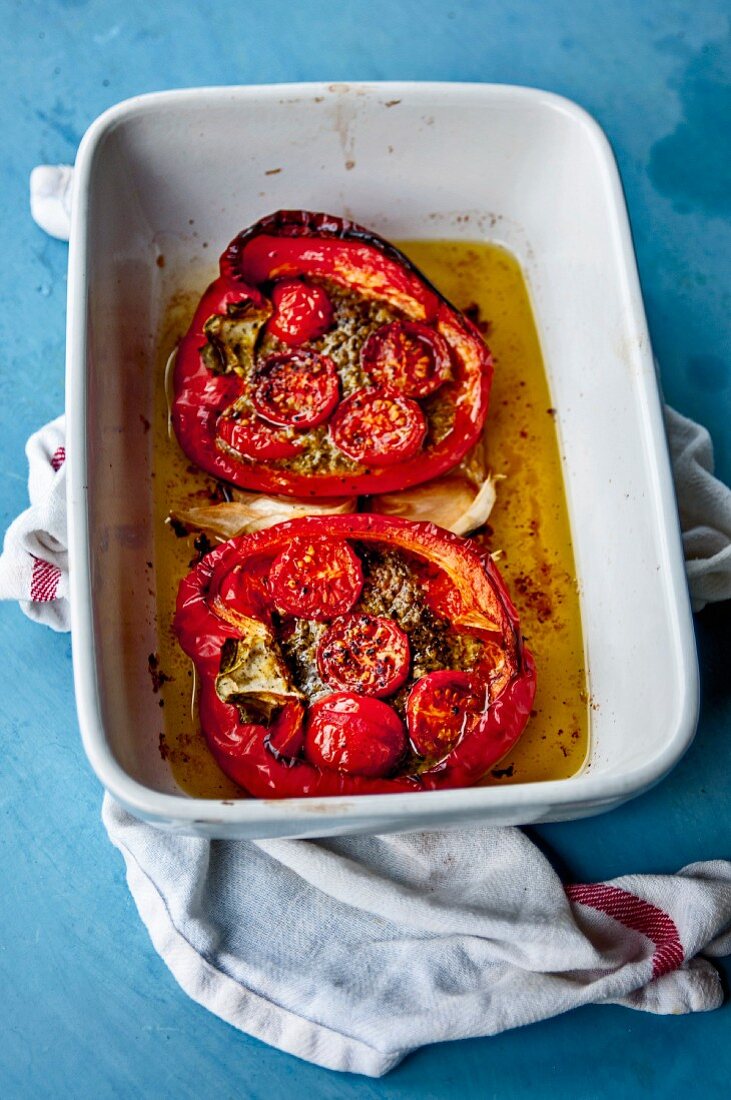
[66,82,698,838]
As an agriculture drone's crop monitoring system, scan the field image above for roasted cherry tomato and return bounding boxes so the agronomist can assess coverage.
[268,278,333,345]
[361,320,452,397]
[215,557,273,622]
[417,559,466,622]
[304,692,406,777]
[217,411,302,460]
[269,535,363,621]
[407,669,490,759]
[252,349,339,429]
[329,387,426,467]
[317,613,410,697]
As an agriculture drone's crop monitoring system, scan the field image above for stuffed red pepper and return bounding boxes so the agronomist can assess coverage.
[174,513,535,798]
[172,211,493,497]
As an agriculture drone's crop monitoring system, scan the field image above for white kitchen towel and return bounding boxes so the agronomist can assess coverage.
[102,804,731,1076]
[668,406,731,610]
[29,164,74,241]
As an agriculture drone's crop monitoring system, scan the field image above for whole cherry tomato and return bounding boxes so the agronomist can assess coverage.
[268,278,333,345]
[304,692,407,778]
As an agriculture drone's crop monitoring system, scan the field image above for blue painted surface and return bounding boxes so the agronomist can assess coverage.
[1,1,729,1096]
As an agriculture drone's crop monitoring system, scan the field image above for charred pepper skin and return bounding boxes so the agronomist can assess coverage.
[174,514,536,799]
[172,211,493,497]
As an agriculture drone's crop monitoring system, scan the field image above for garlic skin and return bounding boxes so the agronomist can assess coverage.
[214,617,303,718]
[369,434,497,535]
[369,474,496,535]
[170,492,357,541]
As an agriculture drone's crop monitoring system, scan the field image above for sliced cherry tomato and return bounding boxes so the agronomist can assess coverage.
[216,411,302,459]
[407,670,490,760]
[304,692,406,777]
[417,559,465,622]
[215,557,273,621]
[268,279,333,345]
[269,536,363,621]
[252,350,339,429]
[317,613,411,697]
[329,387,427,467]
[361,321,452,397]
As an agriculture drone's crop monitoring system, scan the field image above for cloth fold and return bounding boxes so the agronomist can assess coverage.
[2,164,729,1076]
[665,405,731,610]
[29,164,74,241]
[103,800,731,1076]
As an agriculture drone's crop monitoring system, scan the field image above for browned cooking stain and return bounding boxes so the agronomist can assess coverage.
[147,652,172,693]
[149,240,589,797]
[189,532,214,567]
[462,302,491,335]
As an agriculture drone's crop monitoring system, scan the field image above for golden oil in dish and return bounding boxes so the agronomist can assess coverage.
[151,241,589,796]
[400,241,588,785]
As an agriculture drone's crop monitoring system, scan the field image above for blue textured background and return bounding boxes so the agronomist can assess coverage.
[1,2,729,1096]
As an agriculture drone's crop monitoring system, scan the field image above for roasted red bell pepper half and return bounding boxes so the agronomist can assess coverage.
[172,211,493,497]
[174,514,535,798]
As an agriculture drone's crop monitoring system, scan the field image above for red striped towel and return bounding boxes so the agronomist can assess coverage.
[0,416,68,630]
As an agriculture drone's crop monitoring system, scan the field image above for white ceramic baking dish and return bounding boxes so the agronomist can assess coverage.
[66,82,698,838]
